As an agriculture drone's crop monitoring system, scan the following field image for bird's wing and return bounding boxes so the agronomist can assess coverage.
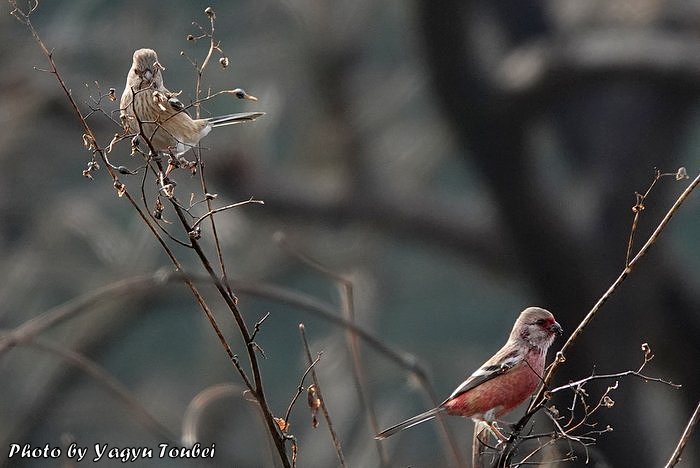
[446,349,523,401]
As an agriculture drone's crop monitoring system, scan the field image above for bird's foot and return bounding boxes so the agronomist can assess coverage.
[485,421,509,447]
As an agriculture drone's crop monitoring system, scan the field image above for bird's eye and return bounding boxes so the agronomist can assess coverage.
[535,319,546,326]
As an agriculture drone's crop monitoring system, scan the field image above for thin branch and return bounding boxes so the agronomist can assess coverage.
[664,401,700,468]
[278,235,466,467]
[190,197,264,230]
[537,170,700,396]
[299,324,346,467]
[189,11,238,305]
[276,235,389,466]
[494,170,700,466]
[250,311,271,343]
[11,5,288,463]
[625,169,685,266]
[169,200,290,466]
[283,351,323,426]
[550,369,680,394]
[177,17,285,459]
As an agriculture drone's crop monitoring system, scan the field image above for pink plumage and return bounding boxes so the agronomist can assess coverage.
[376,307,562,440]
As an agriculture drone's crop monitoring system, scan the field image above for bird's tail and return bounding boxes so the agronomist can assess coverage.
[375,407,445,440]
[208,112,265,127]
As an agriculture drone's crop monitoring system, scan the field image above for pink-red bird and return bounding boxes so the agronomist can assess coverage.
[376,307,562,440]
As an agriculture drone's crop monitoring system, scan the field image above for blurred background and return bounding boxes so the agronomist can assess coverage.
[1,0,699,466]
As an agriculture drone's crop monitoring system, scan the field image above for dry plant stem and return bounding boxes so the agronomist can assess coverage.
[283,352,322,425]
[299,324,347,467]
[13,337,178,443]
[549,369,680,394]
[11,5,289,467]
[624,172,661,265]
[169,200,290,467]
[279,241,389,465]
[191,9,237,301]
[280,238,466,467]
[193,11,218,118]
[126,48,287,465]
[538,170,700,392]
[471,424,487,468]
[624,170,680,266]
[338,282,390,467]
[198,162,236,299]
[664,401,700,468]
[125,160,250,393]
[190,198,264,230]
[495,171,700,465]
[138,159,191,248]
[233,277,454,458]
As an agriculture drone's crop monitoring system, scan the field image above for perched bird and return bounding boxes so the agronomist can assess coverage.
[120,48,263,156]
[376,307,562,440]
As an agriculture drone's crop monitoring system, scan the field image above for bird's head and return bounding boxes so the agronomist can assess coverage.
[130,48,165,89]
[511,307,563,351]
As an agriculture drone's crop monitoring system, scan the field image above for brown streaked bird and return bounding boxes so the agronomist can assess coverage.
[120,48,263,156]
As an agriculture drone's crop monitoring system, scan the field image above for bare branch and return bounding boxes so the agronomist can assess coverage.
[538,170,700,394]
[664,401,700,468]
[190,197,264,230]
[282,350,323,428]
[299,324,346,467]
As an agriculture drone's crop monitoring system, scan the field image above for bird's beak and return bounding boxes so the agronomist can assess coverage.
[550,322,563,336]
[230,88,258,101]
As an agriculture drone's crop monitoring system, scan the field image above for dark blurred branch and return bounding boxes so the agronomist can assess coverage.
[415,2,700,465]
[9,337,178,443]
[279,235,466,467]
[497,31,700,97]
[218,168,509,272]
[415,0,596,313]
[277,236,390,466]
[0,273,168,356]
[181,383,243,447]
[0,271,431,384]
[0,268,445,463]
